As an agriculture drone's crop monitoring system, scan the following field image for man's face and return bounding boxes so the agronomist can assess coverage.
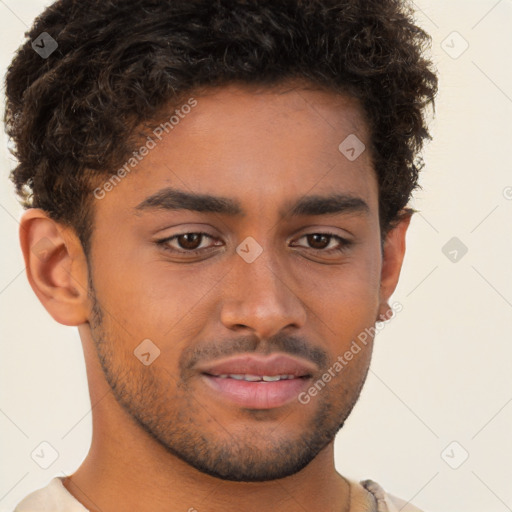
[86,83,383,481]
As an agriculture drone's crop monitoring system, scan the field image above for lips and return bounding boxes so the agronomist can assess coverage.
[197,354,316,378]
[197,354,316,409]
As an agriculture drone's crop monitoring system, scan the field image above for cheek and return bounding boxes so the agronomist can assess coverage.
[298,253,381,369]
[90,249,222,347]
[299,254,381,326]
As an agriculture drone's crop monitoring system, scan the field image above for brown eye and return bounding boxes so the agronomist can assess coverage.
[157,232,221,255]
[306,234,331,250]
[293,232,353,254]
[176,233,203,250]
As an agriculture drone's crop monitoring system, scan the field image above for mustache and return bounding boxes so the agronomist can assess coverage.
[180,331,329,373]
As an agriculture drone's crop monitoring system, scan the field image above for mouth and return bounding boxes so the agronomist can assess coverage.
[197,354,316,409]
[207,373,302,381]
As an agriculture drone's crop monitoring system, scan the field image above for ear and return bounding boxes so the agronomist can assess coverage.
[19,209,90,326]
[377,211,412,321]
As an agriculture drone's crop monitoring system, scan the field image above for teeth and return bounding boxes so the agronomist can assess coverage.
[243,374,262,381]
[214,374,296,382]
[262,375,281,382]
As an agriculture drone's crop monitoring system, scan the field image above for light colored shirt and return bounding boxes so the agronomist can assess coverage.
[13,476,424,512]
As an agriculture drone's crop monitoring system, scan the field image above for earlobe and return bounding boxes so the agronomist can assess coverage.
[19,209,90,326]
[377,211,412,321]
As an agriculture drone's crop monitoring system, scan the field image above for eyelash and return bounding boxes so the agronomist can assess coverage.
[156,231,353,256]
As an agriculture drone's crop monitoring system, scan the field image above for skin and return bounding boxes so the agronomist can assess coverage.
[19,82,411,512]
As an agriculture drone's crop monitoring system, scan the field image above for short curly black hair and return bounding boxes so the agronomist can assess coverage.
[4,0,437,255]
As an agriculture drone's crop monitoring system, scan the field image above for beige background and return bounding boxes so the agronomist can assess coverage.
[1,1,511,511]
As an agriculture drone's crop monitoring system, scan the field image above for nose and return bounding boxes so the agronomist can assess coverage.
[220,243,307,340]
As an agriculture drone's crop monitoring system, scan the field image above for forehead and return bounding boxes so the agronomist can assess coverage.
[93,83,378,220]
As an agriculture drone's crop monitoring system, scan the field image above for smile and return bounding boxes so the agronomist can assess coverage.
[201,373,312,409]
[211,374,298,381]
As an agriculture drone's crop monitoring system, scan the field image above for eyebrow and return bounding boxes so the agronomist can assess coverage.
[134,187,370,218]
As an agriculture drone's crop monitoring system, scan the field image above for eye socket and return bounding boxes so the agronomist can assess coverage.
[155,231,353,256]
[291,232,352,254]
[156,232,221,255]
